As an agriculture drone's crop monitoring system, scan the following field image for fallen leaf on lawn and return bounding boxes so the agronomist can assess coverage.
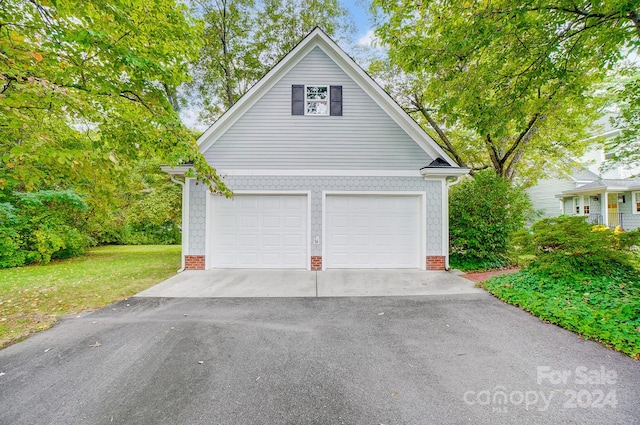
[89,341,101,348]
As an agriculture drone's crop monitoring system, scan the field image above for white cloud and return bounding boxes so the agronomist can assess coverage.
[357,28,378,48]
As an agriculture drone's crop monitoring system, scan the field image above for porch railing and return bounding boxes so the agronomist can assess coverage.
[587,213,603,225]
[585,213,624,229]
[608,212,623,229]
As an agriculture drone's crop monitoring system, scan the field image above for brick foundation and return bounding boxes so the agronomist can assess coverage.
[184,255,205,270]
[311,256,322,271]
[425,256,446,270]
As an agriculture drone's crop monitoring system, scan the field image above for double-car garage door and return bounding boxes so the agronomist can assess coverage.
[211,194,421,269]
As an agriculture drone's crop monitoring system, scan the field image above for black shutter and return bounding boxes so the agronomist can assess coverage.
[330,85,342,116]
[291,85,304,115]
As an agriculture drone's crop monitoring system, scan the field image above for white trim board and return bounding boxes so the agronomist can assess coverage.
[217,169,425,177]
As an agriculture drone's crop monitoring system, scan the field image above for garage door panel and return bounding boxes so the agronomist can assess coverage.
[212,195,307,268]
[284,216,303,227]
[326,195,420,269]
[283,234,303,247]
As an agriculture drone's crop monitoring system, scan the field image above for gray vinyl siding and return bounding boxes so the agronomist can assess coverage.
[620,192,640,230]
[526,178,576,219]
[186,176,444,257]
[203,47,432,170]
[563,198,575,216]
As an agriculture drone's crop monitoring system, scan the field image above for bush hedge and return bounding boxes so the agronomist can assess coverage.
[449,170,532,271]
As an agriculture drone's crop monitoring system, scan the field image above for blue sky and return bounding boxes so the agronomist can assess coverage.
[340,0,374,45]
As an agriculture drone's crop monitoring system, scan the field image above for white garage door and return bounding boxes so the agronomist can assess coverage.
[325,195,421,268]
[211,195,307,268]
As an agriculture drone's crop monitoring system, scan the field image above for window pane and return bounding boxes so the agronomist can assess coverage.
[306,101,328,115]
[306,86,328,100]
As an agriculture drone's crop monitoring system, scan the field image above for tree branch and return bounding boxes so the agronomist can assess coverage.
[502,113,540,161]
[410,94,466,167]
[484,134,503,174]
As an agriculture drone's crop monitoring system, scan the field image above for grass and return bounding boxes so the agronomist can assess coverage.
[484,270,640,360]
[0,245,181,349]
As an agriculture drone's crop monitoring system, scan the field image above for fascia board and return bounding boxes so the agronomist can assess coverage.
[160,165,193,176]
[419,167,470,177]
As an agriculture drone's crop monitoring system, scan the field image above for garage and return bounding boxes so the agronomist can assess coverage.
[210,194,308,268]
[324,194,422,269]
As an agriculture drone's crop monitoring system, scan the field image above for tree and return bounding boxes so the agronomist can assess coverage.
[0,0,230,195]
[372,0,639,183]
[190,0,354,122]
[608,67,640,167]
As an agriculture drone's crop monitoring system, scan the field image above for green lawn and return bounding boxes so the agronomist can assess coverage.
[484,270,640,360]
[0,245,181,349]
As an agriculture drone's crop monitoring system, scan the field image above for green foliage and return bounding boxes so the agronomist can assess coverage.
[485,270,640,359]
[1,0,230,209]
[372,0,638,183]
[513,216,640,279]
[0,189,90,267]
[449,170,532,271]
[607,67,640,167]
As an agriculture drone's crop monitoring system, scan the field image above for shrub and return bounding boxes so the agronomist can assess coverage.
[515,216,640,279]
[449,170,532,271]
[0,190,90,267]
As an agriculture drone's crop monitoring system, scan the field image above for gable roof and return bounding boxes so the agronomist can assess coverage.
[196,27,462,168]
[570,168,599,183]
[561,178,640,196]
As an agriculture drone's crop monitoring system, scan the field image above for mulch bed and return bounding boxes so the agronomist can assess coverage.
[462,267,520,283]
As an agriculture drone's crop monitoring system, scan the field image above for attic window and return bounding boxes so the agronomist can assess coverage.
[306,86,328,115]
[292,85,342,116]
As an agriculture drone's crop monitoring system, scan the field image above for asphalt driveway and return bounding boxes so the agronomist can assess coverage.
[1,290,638,425]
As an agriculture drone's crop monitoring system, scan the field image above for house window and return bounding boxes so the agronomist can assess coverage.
[583,196,590,215]
[305,85,329,115]
[634,192,640,214]
[292,85,342,116]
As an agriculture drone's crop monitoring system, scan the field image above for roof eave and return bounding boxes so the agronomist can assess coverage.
[160,165,193,177]
[419,167,470,178]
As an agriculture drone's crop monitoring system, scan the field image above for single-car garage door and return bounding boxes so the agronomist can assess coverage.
[211,194,307,268]
[325,195,421,268]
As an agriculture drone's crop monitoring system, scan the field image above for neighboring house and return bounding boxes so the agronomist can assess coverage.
[527,132,640,230]
[163,28,468,271]
[526,168,600,219]
[558,178,640,230]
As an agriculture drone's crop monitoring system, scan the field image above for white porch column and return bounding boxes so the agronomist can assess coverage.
[603,191,608,227]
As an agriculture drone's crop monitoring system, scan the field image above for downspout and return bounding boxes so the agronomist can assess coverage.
[444,175,463,270]
[170,175,187,273]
